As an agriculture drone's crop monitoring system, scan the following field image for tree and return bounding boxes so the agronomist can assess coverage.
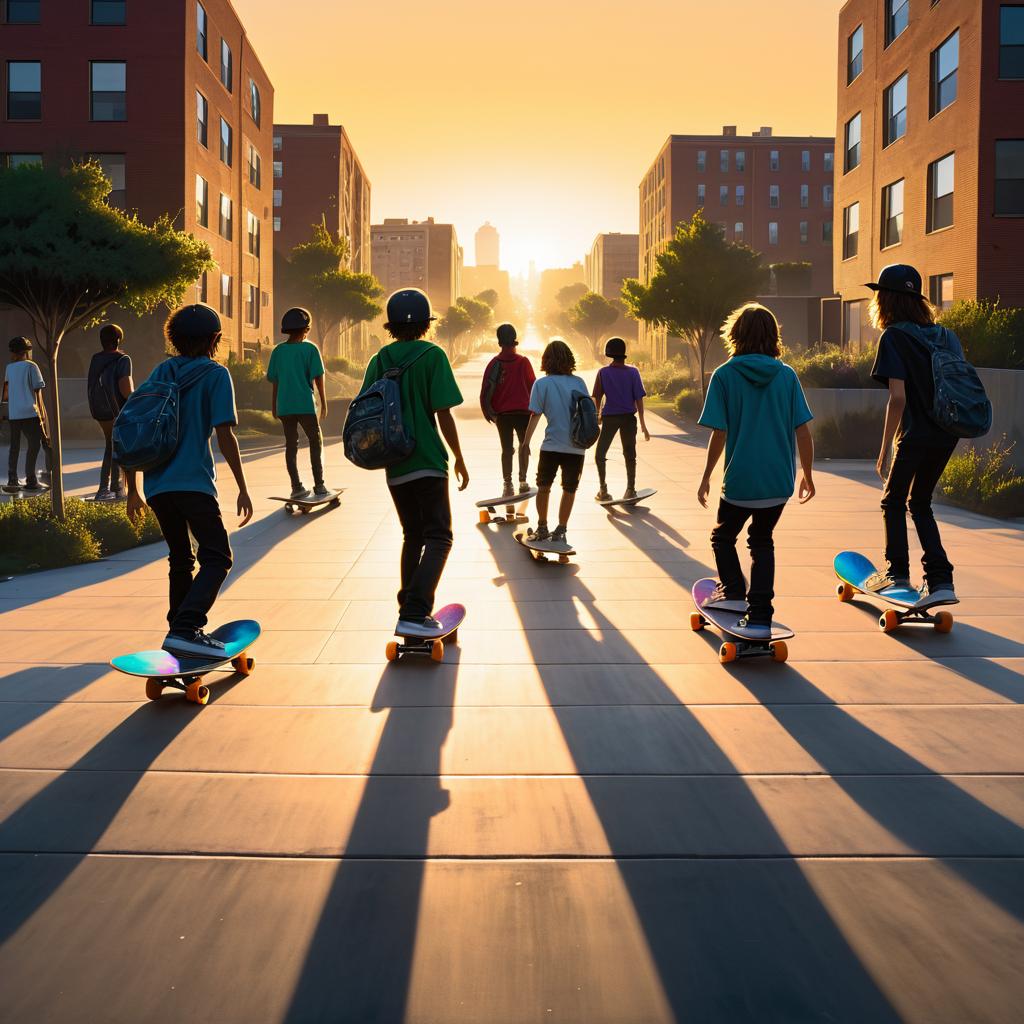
[568,291,619,360]
[0,162,213,518]
[475,288,499,310]
[436,305,473,356]
[622,210,766,395]
[556,282,588,310]
[456,295,493,341]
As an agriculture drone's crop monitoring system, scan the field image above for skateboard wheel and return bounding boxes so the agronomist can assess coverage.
[232,654,254,676]
[836,582,854,603]
[479,510,491,524]
[934,611,954,634]
[558,554,570,565]
[771,640,789,663]
[186,680,210,705]
[719,642,738,664]
[879,609,901,633]
[690,612,705,632]
[145,679,164,701]
[430,639,444,663]
[385,641,399,662]
[448,629,458,644]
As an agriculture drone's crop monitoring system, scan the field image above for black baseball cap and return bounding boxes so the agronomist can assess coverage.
[866,264,924,298]
[8,337,31,353]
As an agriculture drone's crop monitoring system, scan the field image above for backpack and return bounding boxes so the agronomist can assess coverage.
[112,360,218,471]
[343,346,432,470]
[569,390,600,449]
[88,353,126,421]
[896,322,992,439]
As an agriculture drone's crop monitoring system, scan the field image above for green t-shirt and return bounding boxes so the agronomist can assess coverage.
[266,340,325,416]
[361,340,463,482]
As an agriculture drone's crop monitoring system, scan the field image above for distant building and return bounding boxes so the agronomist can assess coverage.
[586,233,639,301]
[475,221,500,267]
[537,263,586,320]
[371,218,461,315]
[272,114,371,358]
[835,0,1024,348]
[461,264,512,312]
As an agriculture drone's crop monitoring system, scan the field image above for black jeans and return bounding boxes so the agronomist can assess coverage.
[148,491,233,634]
[7,416,46,485]
[281,413,324,489]
[97,419,122,492]
[710,499,787,625]
[595,414,638,489]
[389,475,453,622]
[881,440,957,588]
[495,412,531,483]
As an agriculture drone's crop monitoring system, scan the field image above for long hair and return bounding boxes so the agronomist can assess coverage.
[721,303,782,358]
[868,290,937,330]
[541,338,576,375]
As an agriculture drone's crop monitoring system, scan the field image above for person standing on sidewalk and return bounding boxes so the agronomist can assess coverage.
[2,336,48,493]
[592,336,650,502]
[87,323,134,500]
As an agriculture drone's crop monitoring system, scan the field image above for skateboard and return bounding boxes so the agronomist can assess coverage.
[270,489,344,515]
[1,485,50,497]
[690,577,793,664]
[514,529,575,565]
[476,487,539,525]
[110,619,261,705]
[598,487,658,509]
[834,550,955,634]
[386,602,466,663]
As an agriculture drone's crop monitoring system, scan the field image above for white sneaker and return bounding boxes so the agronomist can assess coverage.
[915,585,958,609]
[396,616,445,638]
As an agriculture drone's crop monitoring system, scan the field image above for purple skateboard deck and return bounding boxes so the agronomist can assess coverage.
[387,603,466,663]
[691,578,793,664]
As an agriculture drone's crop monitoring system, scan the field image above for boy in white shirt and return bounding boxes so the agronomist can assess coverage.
[2,337,48,493]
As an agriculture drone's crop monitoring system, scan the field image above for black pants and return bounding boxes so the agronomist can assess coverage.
[281,413,324,489]
[7,416,46,485]
[148,491,233,634]
[595,414,638,489]
[97,419,122,492]
[495,412,531,483]
[881,440,957,588]
[710,499,786,624]
[389,475,453,622]
[536,450,585,494]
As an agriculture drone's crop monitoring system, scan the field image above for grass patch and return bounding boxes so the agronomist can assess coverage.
[939,441,1024,518]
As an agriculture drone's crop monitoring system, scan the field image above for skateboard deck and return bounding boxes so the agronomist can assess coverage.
[690,578,793,664]
[514,529,575,565]
[270,490,344,515]
[476,487,538,525]
[386,602,466,663]
[833,551,955,634]
[1,485,50,497]
[111,619,261,705]
[598,487,658,509]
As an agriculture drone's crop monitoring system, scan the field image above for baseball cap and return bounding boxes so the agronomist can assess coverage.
[8,337,31,354]
[866,264,924,298]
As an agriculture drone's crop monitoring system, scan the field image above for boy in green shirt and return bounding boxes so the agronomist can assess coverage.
[267,307,329,500]
[361,289,468,638]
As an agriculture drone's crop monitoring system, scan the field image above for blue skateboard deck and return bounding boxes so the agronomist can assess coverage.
[690,578,793,664]
[111,619,261,704]
[386,603,465,663]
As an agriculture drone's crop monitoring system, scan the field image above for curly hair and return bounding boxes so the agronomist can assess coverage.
[868,290,937,330]
[541,338,576,375]
[722,303,782,358]
[384,321,432,342]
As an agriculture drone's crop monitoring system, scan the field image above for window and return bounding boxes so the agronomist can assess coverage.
[219,117,232,166]
[720,150,729,173]
[734,222,744,240]
[881,178,905,247]
[769,184,780,208]
[736,150,746,172]
[2,152,42,166]
[219,193,233,240]
[800,184,809,208]
[1001,5,1024,78]
[195,174,208,227]
[931,31,958,116]
[735,184,745,206]
[196,91,207,146]
[844,301,863,348]
[770,150,779,171]
[995,139,1024,215]
[249,80,260,125]
[246,284,259,326]
[196,2,207,60]
[273,134,282,151]
[823,220,833,244]
[927,153,954,231]
[848,24,864,82]
[220,39,232,92]
[801,150,810,172]
[90,153,126,208]
[768,222,779,245]
[246,210,260,256]
[91,1,126,23]
[696,150,706,172]
[824,151,834,173]
[845,112,862,171]
[7,61,41,119]
[843,202,860,259]
[247,145,261,188]
[273,187,282,208]
[800,221,809,244]
[90,61,125,120]
[884,73,908,146]
[719,184,728,206]
[196,271,208,304]
[823,184,833,207]
[886,0,909,47]
[4,1,39,22]
[929,273,954,309]
[273,216,281,232]
[220,273,232,318]
[273,159,282,178]
[696,182,705,206]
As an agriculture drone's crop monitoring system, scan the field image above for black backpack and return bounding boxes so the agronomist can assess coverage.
[570,390,600,449]
[89,353,127,421]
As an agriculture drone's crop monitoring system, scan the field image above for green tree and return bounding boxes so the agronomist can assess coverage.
[475,288,499,310]
[437,304,473,356]
[568,291,619,360]
[556,282,588,309]
[456,295,493,341]
[0,162,213,518]
[622,210,766,394]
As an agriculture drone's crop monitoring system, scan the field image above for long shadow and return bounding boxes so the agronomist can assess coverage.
[605,504,692,552]
[0,665,109,748]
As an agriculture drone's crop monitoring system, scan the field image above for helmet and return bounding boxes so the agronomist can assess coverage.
[604,337,627,359]
[167,303,221,337]
[496,323,517,346]
[281,307,312,333]
[8,336,31,354]
[385,288,436,326]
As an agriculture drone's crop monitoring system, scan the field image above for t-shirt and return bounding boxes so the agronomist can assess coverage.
[87,351,132,419]
[528,373,589,454]
[4,360,44,420]
[361,340,463,485]
[698,354,813,504]
[141,356,237,500]
[481,351,536,415]
[596,363,646,417]
[266,340,325,416]
[870,324,959,447]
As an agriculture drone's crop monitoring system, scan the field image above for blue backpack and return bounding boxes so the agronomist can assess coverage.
[112,360,218,471]
[569,390,600,449]
[343,346,431,470]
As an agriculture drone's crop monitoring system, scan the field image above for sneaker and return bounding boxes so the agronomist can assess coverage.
[551,524,569,547]
[112,488,126,501]
[2,481,21,494]
[396,616,445,638]
[313,483,331,498]
[21,480,43,492]
[865,570,912,594]
[501,480,515,499]
[704,583,748,614]
[518,480,530,495]
[595,487,612,502]
[623,487,638,501]
[528,524,550,542]
[162,629,227,659]
[916,583,958,609]
[736,617,772,641]
[290,485,311,500]
[94,488,116,502]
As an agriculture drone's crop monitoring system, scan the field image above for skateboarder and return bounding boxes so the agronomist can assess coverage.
[267,307,329,500]
[480,322,536,498]
[124,304,253,659]
[87,323,134,500]
[360,288,468,639]
[2,336,49,493]
[522,338,589,549]
[697,303,815,639]
[592,337,650,502]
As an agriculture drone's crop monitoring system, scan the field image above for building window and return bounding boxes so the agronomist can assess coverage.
[735,184,745,206]
[195,174,208,227]
[246,284,258,326]
[768,222,779,245]
[734,221,744,240]
[883,73,908,147]
[249,79,260,125]
[273,216,281,232]
[801,150,810,172]
[929,274,954,309]
[799,221,809,244]
[246,210,260,257]
[844,300,863,347]
[719,184,728,206]
[272,134,282,151]
[219,117,232,166]
[4,0,39,21]
[769,184,780,208]
[196,2,207,60]
[845,112,862,171]
[823,184,833,207]
[824,151,834,173]
[770,150,779,171]
[220,273,232,318]
[219,194,233,240]
[273,187,282,208]
[823,220,833,244]
[843,202,860,259]
[220,38,232,92]
[90,61,125,120]
[881,178,904,248]
[696,150,706,172]
[994,139,1024,215]
[273,160,282,178]
[848,24,864,82]
[195,90,208,146]
[931,30,958,116]
[7,61,41,119]
[736,150,746,172]
[91,1,126,24]
[720,150,729,173]
[1001,5,1024,78]
[197,271,208,304]
[247,145,261,188]
[89,153,126,208]
[800,184,809,208]
[927,153,955,232]
[886,0,909,47]
[696,183,705,207]
[2,153,42,167]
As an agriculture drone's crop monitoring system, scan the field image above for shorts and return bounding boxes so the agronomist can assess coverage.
[536,450,585,494]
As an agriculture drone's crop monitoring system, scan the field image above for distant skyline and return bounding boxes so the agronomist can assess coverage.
[243,0,845,276]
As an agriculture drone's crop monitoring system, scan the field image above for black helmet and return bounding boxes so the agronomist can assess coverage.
[496,323,517,346]
[167,303,221,337]
[385,288,435,327]
[281,307,312,333]
[605,337,627,359]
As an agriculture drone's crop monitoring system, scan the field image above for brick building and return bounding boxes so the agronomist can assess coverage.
[0,0,274,368]
[835,1,1024,347]
[638,128,835,363]
[272,114,372,359]
[370,218,461,316]
[586,232,639,301]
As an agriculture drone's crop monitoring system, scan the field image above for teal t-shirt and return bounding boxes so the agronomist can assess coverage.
[361,341,463,483]
[698,354,813,503]
[266,340,325,416]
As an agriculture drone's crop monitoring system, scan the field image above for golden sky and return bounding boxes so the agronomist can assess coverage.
[242,0,846,277]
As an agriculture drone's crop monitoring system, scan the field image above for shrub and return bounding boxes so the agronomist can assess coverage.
[646,360,692,400]
[326,356,356,375]
[812,409,883,459]
[673,386,704,422]
[789,344,876,389]
[69,499,162,553]
[938,299,1024,369]
[940,441,1024,518]
[237,408,278,434]
[226,352,272,409]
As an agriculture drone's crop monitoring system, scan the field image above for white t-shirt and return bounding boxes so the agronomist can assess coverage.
[528,373,589,454]
[4,360,44,420]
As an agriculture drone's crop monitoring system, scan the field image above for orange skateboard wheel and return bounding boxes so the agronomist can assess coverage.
[185,680,210,704]
[879,609,901,633]
[719,642,738,664]
[430,639,444,663]
[385,641,399,662]
[690,612,705,632]
[934,611,954,634]
[231,654,254,676]
[836,582,854,603]
[145,679,164,701]
[771,640,789,663]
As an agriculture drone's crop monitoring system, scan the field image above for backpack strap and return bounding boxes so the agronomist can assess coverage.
[176,359,220,393]
[381,345,432,380]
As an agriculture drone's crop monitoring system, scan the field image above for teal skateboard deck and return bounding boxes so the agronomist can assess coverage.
[386,603,465,663]
[514,529,575,565]
[270,490,343,515]
[691,577,793,664]
[598,487,657,509]
[476,487,538,525]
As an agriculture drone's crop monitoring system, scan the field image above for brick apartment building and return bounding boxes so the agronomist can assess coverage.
[586,232,639,301]
[835,0,1024,347]
[272,114,372,359]
[370,218,462,317]
[0,0,274,369]
[638,128,835,363]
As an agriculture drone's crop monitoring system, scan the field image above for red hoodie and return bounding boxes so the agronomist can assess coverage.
[481,351,536,415]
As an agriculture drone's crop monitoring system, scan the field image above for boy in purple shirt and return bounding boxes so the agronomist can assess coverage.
[591,337,650,501]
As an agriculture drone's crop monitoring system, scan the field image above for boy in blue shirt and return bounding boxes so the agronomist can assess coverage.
[697,304,815,637]
[125,304,253,659]
[3,337,48,493]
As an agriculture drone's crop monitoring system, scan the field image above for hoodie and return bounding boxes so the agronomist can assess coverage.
[698,354,813,503]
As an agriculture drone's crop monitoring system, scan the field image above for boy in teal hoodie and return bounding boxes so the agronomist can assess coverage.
[697,304,815,637]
